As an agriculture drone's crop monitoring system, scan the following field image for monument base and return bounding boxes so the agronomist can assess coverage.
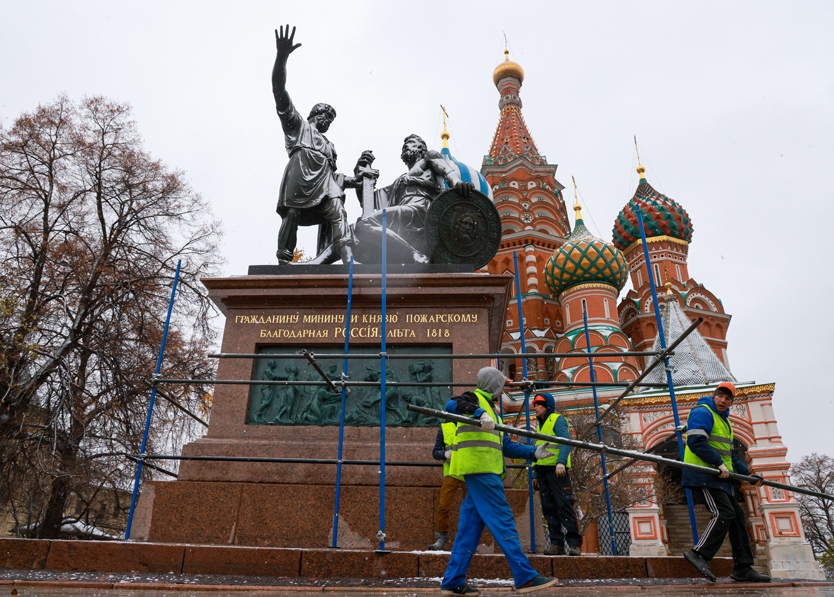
[140,269,520,550]
[133,481,544,551]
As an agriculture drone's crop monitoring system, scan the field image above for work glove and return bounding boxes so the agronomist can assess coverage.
[555,463,567,477]
[478,412,495,431]
[444,450,452,461]
[534,443,557,460]
[717,464,730,479]
[532,478,539,490]
[749,474,764,487]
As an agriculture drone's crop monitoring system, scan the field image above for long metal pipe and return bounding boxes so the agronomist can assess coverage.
[513,251,536,553]
[155,389,209,427]
[582,306,617,555]
[155,378,667,389]
[125,260,181,540]
[379,209,388,552]
[636,206,699,545]
[407,405,834,503]
[332,257,355,548]
[136,454,529,469]
[209,351,666,360]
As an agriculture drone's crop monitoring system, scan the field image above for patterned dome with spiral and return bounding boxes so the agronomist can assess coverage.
[545,204,629,298]
[612,165,693,250]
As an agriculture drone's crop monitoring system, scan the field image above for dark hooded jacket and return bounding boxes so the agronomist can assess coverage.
[681,395,749,496]
[532,393,571,473]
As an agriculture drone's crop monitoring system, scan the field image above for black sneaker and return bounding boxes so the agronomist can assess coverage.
[684,549,716,582]
[516,576,559,594]
[441,585,480,596]
[730,567,771,583]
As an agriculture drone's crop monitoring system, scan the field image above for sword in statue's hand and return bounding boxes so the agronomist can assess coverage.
[354,150,381,217]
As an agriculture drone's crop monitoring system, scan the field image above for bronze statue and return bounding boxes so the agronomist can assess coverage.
[354,135,472,264]
[272,25,355,264]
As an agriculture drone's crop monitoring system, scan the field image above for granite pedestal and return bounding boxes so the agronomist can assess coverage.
[136,267,545,550]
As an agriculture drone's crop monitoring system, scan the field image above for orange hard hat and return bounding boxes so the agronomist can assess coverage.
[715,381,736,398]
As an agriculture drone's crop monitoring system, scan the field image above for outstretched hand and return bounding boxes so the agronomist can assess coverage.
[275,25,302,57]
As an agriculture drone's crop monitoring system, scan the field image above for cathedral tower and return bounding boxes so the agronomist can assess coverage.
[613,164,732,368]
[543,201,640,384]
[483,51,570,380]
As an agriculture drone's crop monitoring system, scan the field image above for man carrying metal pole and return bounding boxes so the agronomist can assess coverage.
[682,382,771,583]
[440,367,559,596]
[530,393,582,556]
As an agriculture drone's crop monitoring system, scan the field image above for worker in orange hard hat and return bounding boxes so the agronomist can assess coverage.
[681,382,769,583]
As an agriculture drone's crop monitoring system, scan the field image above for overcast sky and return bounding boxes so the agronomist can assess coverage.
[2,1,832,463]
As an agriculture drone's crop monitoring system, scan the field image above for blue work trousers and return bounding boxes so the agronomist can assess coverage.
[441,473,538,589]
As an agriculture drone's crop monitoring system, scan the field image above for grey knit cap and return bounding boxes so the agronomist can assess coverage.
[476,367,507,396]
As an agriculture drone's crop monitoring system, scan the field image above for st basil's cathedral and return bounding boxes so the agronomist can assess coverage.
[473,50,823,580]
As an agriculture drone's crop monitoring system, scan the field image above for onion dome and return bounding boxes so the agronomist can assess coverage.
[612,165,693,250]
[493,49,524,85]
[544,203,628,298]
[440,128,494,200]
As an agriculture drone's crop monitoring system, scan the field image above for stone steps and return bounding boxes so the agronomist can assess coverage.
[0,538,734,580]
[664,504,732,557]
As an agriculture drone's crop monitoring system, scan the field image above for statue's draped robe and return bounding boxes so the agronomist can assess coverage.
[276,98,345,219]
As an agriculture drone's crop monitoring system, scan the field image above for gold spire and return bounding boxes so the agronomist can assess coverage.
[572,175,583,221]
[440,104,450,149]
[634,135,646,181]
[493,47,525,86]
[663,266,673,296]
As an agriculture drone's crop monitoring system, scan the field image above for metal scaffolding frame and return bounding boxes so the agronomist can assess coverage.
[123,210,833,551]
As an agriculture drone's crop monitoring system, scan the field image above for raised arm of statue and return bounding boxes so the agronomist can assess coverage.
[272,25,302,114]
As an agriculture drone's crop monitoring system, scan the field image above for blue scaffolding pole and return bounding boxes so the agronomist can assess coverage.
[497,352,504,418]
[635,207,700,544]
[513,251,536,553]
[332,257,355,548]
[581,306,617,555]
[378,210,388,552]
[125,259,181,540]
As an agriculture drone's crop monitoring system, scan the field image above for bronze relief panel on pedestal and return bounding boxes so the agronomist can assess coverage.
[246,345,452,427]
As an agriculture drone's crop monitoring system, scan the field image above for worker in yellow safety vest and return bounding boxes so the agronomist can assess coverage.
[440,367,560,597]
[531,393,582,556]
[681,382,769,584]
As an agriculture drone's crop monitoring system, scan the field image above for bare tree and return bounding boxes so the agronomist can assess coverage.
[0,95,222,538]
[791,453,834,579]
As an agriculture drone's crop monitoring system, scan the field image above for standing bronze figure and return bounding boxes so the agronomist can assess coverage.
[272,25,354,264]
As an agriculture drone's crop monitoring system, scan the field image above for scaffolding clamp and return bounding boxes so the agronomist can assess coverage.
[376,530,386,542]
[517,378,537,393]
